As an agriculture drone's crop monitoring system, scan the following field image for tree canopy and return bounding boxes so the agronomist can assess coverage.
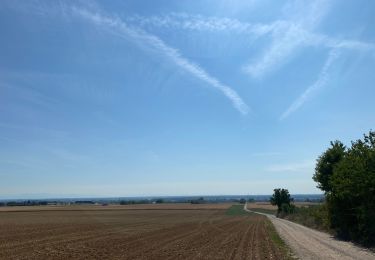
[313,131,375,245]
[270,188,293,214]
[313,140,346,193]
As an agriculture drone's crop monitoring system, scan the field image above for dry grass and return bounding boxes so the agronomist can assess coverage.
[247,202,322,210]
[247,202,277,210]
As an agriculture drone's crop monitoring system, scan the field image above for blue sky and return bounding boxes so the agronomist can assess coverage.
[1,0,374,198]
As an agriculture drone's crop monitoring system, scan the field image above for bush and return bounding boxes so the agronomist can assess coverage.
[285,204,330,231]
[314,131,375,246]
[270,188,294,215]
[190,197,205,204]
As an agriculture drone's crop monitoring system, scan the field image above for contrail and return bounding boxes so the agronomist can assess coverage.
[72,8,250,115]
[280,48,340,120]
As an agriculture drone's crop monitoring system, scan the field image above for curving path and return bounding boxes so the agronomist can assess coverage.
[244,203,375,260]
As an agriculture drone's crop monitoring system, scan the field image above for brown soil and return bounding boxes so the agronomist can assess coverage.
[0,203,232,212]
[0,205,287,259]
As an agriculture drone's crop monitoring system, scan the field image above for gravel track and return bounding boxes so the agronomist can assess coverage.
[245,203,375,260]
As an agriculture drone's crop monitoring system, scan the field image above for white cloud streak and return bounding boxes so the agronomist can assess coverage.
[126,13,280,36]
[244,0,332,78]
[243,23,309,78]
[126,11,374,79]
[128,13,375,47]
[266,160,314,172]
[250,152,282,157]
[72,8,249,115]
[8,2,375,118]
[280,48,340,120]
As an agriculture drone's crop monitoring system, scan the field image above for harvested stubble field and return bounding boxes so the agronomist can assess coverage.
[0,203,288,259]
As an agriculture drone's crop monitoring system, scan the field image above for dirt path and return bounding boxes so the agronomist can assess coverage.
[244,203,375,260]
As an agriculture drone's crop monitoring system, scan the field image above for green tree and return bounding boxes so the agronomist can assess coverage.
[239,198,246,204]
[270,188,293,214]
[313,140,346,193]
[328,131,375,245]
[313,131,375,246]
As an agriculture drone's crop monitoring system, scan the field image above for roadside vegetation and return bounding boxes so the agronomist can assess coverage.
[314,131,375,246]
[270,188,295,217]
[247,207,277,215]
[225,204,250,216]
[264,219,296,260]
[283,204,331,233]
[273,130,375,247]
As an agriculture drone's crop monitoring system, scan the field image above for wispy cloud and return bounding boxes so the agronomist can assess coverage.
[250,152,281,157]
[126,12,279,36]
[280,48,340,120]
[72,8,249,115]
[127,11,374,78]
[0,122,69,138]
[1,82,60,109]
[266,160,314,172]
[6,1,375,118]
[244,0,332,78]
[243,23,309,78]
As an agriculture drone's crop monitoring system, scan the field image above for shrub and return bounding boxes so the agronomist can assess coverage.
[270,188,294,215]
[314,131,375,246]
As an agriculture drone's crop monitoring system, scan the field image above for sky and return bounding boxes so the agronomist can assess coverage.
[0,0,375,199]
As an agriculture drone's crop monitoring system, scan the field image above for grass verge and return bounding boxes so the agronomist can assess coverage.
[283,205,332,234]
[225,204,249,216]
[265,219,296,259]
[247,208,276,215]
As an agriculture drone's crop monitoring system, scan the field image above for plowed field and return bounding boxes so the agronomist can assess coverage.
[0,204,287,259]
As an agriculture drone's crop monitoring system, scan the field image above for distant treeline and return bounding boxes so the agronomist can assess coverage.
[0,194,323,207]
[74,200,95,204]
[119,199,155,205]
[119,197,242,205]
[0,195,322,208]
[0,200,96,206]
[0,200,56,206]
